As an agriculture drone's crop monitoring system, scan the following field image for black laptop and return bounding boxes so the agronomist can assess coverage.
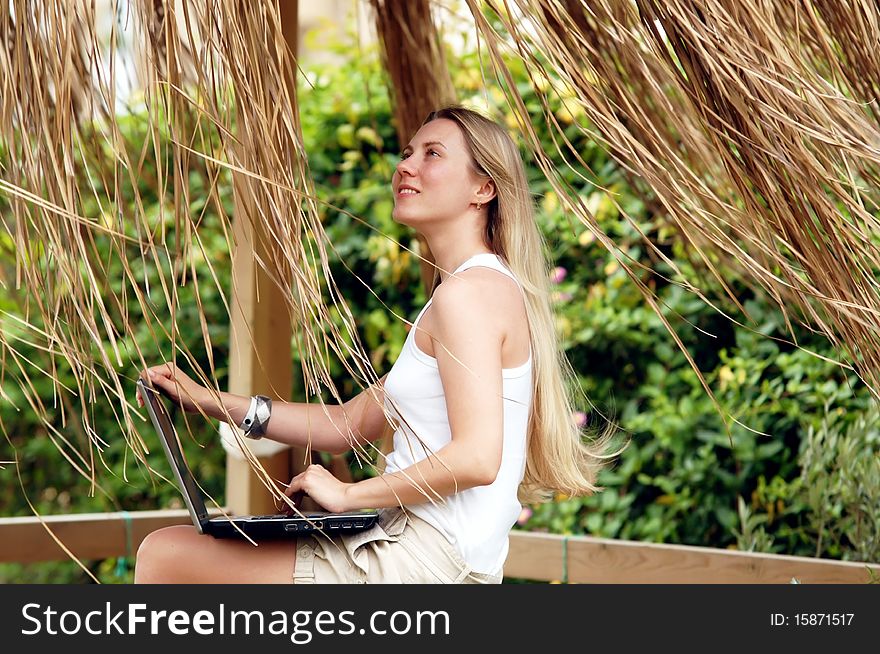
[137,376,378,539]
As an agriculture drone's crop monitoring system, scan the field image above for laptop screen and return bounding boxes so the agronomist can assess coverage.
[138,377,210,531]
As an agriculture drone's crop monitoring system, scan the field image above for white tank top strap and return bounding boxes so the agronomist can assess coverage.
[450,253,524,294]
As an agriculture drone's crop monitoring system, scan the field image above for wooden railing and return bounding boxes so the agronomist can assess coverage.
[2,510,878,583]
[505,530,879,583]
[0,510,221,564]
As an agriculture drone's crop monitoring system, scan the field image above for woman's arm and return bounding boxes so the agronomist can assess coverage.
[342,439,496,509]
[143,364,388,454]
[202,374,390,454]
[202,392,342,453]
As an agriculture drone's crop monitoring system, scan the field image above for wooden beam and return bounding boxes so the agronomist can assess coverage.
[506,531,880,584]
[3,512,876,584]
[225,0,300,516]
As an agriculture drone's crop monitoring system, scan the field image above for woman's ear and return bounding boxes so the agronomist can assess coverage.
[475,178,496,205]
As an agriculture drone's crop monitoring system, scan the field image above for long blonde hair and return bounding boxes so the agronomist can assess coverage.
[422,105,626,504]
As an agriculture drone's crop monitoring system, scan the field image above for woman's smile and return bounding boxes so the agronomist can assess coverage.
[397,184,420,197]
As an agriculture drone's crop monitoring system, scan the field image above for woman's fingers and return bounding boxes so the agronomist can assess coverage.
[149,366,168,382]
[148,366,178,395]
[156,362,175,380]
[136,367,158,407]
[142,363,172,382]
[146,370,166,393]
[284,476,301,498]
[137,362,208,414]
[136,363,176,407]
[285,469,311,498]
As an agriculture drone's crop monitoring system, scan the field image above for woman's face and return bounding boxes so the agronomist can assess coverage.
[391,118,485,228]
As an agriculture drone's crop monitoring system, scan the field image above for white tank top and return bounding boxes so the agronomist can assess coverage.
[382,253,533,575]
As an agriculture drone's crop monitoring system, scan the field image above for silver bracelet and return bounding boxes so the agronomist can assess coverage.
[239,395,272,439]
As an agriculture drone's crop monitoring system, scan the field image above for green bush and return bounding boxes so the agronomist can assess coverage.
[797,400,880,561]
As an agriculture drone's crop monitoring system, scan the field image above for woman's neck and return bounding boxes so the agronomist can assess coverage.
[433,247,494,283]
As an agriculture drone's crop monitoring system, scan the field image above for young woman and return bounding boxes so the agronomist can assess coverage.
[134,105,619,584]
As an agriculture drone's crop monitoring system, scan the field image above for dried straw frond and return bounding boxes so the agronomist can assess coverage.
[371,0,457,144]
[464,0,880,425]
[0,0,471,540]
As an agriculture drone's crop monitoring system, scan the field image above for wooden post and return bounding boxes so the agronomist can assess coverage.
[225,0,303,516]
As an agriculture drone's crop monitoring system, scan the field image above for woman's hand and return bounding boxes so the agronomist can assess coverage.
[136,362,212,414]
[284,464,353,514]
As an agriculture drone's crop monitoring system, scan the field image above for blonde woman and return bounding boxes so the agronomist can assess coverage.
[134,105,621,584]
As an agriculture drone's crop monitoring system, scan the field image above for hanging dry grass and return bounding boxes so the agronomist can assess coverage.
[372,0,457,144]
[0,0,456,546]
[463,0,880,433]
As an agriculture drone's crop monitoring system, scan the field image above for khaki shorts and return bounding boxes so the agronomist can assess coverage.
[292,507,503,584]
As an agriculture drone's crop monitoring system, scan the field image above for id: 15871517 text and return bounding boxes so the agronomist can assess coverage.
[770,613,854,627]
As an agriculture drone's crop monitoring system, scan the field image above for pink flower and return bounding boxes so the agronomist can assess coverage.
[572,411,587,427]
[517,506,533,525]
[551,266,567,284]
[550,290,573,303]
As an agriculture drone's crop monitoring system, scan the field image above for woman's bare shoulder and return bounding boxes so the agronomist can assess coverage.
[434,267,524,318]
[424,268,529,365]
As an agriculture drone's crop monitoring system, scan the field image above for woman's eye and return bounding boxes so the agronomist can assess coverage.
[399,150,439,160]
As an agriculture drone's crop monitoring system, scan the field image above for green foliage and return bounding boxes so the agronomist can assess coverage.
[733,494,783,554]
[1,21,878,584]
[523,227,875,558]
[798,401,880,561]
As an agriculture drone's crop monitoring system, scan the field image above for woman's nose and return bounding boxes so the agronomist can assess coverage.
[396,156,416,177]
